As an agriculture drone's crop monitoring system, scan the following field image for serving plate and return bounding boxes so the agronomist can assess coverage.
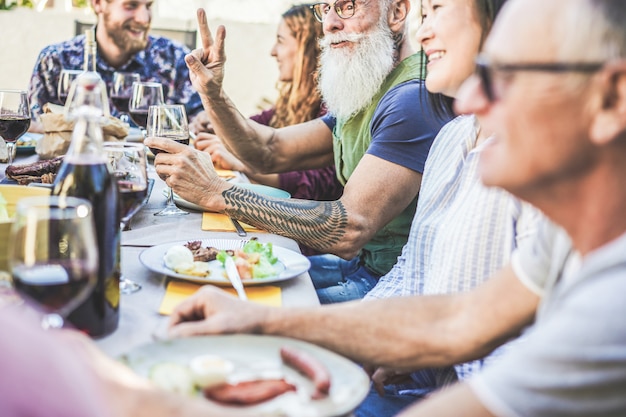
[139,238,310,286]
[15,132,43,155]
[119,334,369,417]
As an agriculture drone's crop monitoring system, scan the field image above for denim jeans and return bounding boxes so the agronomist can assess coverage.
[353,384,423,417]
[308,254,380,304]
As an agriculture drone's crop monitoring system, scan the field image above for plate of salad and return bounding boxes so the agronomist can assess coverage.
[139,238,311,286]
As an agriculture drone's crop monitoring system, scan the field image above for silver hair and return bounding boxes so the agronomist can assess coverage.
[559,0,626,62]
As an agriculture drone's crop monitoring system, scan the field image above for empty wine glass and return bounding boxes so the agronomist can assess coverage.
[57,69,82,106]
[0,89,31,167]
[9,196,98,330]
[103,142,148,294]
[146,104,190,216]
[110,72,140,124]
[129,81,164,132]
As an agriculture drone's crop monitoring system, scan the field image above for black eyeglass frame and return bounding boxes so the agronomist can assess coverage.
[309,0,357,23]
[475,54,605,101]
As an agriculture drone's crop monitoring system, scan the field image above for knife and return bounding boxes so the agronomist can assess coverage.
[224,256,248,300]
[230,217,247,237]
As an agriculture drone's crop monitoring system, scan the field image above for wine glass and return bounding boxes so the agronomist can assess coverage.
[0,89,30,167]
[9,196,98,330]
[57,69,82,106]
[110,72,140,124]
[146,104,190,216]
[129,81,164,132]
[103,142,148,294]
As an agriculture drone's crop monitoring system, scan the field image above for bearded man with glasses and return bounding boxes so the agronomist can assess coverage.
[147,1,452,304]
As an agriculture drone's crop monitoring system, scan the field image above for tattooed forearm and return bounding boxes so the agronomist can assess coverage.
[223,187,347,250]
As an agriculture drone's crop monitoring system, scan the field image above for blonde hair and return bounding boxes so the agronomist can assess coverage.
[270,4,324,128]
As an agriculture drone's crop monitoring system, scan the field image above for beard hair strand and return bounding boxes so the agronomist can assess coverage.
[318,21,396,121]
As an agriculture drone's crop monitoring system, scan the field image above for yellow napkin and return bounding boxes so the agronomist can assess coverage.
[215,169,236,179]
[158,280,282,315]
[201,212,265,232]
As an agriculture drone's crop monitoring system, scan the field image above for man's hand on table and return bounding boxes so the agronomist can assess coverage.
[167,286,272,338]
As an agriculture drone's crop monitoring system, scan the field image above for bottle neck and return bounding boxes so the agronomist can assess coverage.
[84,42,97,72]
[66,108,106,162]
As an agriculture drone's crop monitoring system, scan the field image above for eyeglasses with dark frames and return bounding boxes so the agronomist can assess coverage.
[310,0,356,23]
[475,54,605,102]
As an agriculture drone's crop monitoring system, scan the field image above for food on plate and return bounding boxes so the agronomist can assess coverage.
[16,136,37,148]
[5,156,64,185]
[203,379,297,406]
[149,362,196,395]
[185,240,232,262]
[216,240,279,280]
[189,354,234,389]
[280,346,331,399]
[0,192,9,222]
[163,245,211,277]
[162,240,281,280]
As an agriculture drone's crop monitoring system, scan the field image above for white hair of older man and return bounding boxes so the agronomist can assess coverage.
[317,4,396,120]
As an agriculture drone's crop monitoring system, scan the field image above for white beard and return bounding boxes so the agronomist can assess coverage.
[318,20,396,121]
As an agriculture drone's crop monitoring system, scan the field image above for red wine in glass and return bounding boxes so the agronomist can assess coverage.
[12,261,97,316]
[0,115,30,143]
[110,95,131,114]
[148,135,189,156]
[129,109,149,129]
[117,178,148,222]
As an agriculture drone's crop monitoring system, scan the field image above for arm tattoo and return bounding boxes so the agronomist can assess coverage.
[223,187,347,250]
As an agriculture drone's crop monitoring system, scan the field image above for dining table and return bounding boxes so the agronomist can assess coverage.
[1,140,368,417]
[1,144,320,358]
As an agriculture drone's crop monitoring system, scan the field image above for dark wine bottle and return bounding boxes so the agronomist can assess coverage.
[52,72,121,338]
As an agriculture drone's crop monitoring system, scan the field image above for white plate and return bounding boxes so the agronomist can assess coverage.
[119,335,369,417]
[16,132,42,155]
[165,183,291,212]
[125,127,144,143]
[139,238,310,286]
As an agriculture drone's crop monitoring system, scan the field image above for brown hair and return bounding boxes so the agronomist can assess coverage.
[270,4,324,128]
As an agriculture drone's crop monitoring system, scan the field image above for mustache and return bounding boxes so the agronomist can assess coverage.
[124,23,150,32]
[320,31,365,49]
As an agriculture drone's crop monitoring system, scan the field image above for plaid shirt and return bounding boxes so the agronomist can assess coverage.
[28,33,202,120]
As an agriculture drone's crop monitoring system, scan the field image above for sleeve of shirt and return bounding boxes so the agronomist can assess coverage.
[28,47,62,120]
[278,166,344,201]
[0,307,110,417]
[511,218,571,297]
[368,80,449,174]
[469,269,626,417]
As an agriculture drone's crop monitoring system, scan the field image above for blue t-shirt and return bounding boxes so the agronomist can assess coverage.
[321,79,445,175]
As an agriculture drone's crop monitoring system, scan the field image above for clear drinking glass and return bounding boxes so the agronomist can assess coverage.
[129,81,164,132]
[0,89,30,167]
[57,69,82,106]
[110,72,140,123]
[103,142,148,294]
[9,196,98,330]
[146,104,190,216]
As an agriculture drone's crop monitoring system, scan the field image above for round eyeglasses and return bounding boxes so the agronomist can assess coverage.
[310,0,356,23]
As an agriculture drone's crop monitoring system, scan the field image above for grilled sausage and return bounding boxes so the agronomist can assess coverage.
[280,346,331,399]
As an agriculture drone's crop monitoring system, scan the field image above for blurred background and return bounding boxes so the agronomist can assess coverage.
[0,0,420,117]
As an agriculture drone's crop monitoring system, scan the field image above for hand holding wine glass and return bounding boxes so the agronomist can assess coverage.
[0,89,31,167]
[9,196,98,330]
[110,72,140,123]
[147,104,190,216]
[129,81,164,131]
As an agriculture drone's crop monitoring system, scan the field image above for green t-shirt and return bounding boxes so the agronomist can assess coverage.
[331,53,431,276]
